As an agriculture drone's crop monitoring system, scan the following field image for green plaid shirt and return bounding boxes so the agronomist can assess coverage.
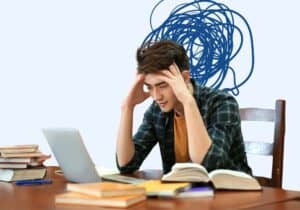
[117,81,252,175]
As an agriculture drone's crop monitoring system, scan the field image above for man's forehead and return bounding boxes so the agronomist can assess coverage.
[144,73,164,86]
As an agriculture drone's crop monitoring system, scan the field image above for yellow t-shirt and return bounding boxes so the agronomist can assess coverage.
[174,114,189,162]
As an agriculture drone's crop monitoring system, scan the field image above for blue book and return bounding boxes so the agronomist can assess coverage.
[176,186,214,198]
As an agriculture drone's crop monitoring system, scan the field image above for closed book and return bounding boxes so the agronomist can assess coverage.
[177,186,214,198]
[0,167,46,182]
[0,151,44,158]
[0,157,32,163]
[162,163,261,190]
[55,192,146,208]
[0,163,28,169]
[137,180,190,197]
[0,144,38,154]
[67,181,145,197]
[0,148,38,154]
[0,144,38,150]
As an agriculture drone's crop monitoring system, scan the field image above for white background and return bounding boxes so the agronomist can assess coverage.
[0,0,299,190]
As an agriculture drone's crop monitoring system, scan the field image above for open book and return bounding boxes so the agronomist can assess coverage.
[162,163,261,190]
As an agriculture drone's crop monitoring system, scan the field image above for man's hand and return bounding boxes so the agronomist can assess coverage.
[123,74,150,108]
[158,64,212,163]
[117,74,148,167]
[157,63,193,104]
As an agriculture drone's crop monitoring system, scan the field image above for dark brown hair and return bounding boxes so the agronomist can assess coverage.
[136,40,189,73]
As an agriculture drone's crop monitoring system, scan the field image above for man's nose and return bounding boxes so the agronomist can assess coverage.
[152,88,162,100]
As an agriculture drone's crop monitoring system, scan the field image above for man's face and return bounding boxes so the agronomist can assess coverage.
[144,72,180,112]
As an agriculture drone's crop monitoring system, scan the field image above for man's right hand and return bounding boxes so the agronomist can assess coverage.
[117,74,148,167]
[122,74,150,108]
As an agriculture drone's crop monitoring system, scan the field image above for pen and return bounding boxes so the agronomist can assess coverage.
[15,179,52,186]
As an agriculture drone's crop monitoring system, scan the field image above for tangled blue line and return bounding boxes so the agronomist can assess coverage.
[142,0,255,95]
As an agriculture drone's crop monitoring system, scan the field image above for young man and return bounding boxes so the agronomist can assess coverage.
[116,40,251,174]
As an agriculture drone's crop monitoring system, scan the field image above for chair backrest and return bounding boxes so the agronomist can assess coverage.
[239,99,286,188]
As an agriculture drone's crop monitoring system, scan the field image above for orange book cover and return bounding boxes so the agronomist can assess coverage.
[67,181,145,197]
[55,192,146,208]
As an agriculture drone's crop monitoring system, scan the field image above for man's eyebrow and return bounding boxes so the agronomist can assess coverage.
[144,81,167,87]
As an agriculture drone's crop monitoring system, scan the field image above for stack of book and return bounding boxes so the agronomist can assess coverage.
[55,181,146,208]
[0,144,47,182]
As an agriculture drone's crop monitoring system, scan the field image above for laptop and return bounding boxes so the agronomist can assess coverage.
[43,128,101,183]
[43,128,145,184]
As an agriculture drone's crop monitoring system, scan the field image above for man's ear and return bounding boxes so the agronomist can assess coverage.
[181,70,190,83]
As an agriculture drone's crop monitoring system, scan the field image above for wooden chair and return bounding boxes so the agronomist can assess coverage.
[239,99,286,188]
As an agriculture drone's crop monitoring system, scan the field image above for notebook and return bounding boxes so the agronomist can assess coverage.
[43,128,101,183]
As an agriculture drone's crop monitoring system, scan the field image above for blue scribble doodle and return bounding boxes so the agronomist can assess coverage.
[142,0,254,95]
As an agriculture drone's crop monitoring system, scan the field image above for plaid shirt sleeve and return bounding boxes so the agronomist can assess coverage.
[201,95,250,173]
[117,104,158,173]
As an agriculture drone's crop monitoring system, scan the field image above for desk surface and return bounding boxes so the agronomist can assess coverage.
[0,166,300,210]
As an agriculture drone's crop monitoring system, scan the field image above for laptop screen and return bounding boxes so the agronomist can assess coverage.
[43,128,101,183]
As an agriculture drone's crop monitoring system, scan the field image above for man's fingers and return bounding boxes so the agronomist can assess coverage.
[137,73,145,81]
[160,70,174,78]
[155,73,172,84]
[169,63,181,75]
[134,74,146,86]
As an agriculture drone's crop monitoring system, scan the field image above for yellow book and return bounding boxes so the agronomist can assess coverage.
[137,180,190,197]
[67,181,145,197]
[55,192,146,208]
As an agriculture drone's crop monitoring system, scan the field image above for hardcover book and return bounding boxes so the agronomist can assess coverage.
[176,186,214,198]
[0,157,33,163]
[162,163,261,190]
[0,167,46,182]
[137,180,191,197]
[0,144,38,154]
[55,192,146,208]
[0,151,44,158]
[0,163,28,169]
[66,181,146,197]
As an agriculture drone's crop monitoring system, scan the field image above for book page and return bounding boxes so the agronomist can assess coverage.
[172,163,208,174]
[208,169,261,190]
[208,169,253,179]
[162,163,210,182]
